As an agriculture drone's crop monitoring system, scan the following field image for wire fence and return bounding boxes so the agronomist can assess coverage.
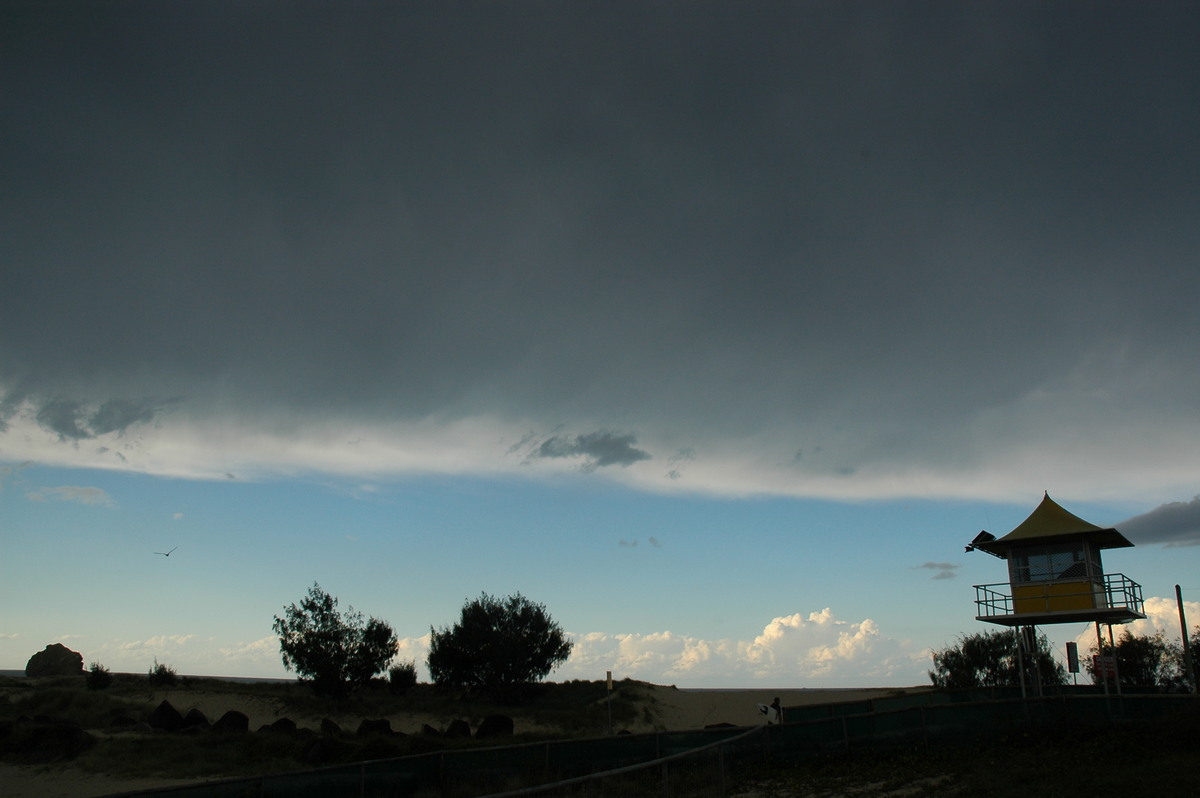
[106,690,1200,798]
[106,726,761,798]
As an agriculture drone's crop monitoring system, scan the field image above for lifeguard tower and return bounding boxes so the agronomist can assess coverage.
[966,492,1145,692]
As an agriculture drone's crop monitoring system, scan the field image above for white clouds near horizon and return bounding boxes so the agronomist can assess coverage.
[13,598,1198,687]
[7,609,926,687]
[398,608,928,688]
[1071,597,1200,655]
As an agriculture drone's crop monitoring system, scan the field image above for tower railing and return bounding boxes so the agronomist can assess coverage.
[974,573,1144,621]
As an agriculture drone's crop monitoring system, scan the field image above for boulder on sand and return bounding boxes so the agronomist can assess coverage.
[213,710,250,733]
[181,708,210,731]
[260,717,298,735]
[148,700,184,732]
[475,714,514,739]
[444,718,471,738]
[24,644,85,678]
[356,718,393,737]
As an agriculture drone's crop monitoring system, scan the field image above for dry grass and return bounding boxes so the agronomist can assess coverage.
[5,674,1197,797]
[0,673,654,780]
[730,706,1200,797]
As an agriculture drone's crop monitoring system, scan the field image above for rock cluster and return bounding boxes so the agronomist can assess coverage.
[0,691,516,767]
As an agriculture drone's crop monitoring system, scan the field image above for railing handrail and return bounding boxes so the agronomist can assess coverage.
[975,572,1136,590]
[973,572,1144,618]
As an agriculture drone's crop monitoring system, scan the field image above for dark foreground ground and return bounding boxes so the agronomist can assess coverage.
[3,673,1198,797]
[733,702,1200,797]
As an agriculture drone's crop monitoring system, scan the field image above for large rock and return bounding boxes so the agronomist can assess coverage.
[356,718,393,737]
[213,710,250,733]
[259,717,298,735]
[24,644,85,678]
[475,714,514,739]
[180,708,210,731]
[148,700,184,732]
[444,718,471,738]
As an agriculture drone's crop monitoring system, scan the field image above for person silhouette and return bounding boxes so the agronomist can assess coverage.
[757,697,783,724]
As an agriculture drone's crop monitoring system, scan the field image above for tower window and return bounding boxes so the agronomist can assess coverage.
[1010,541,1094,584]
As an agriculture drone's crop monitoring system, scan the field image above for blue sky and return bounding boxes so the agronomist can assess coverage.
[3,464,1195,686]
[3,2,1200,686]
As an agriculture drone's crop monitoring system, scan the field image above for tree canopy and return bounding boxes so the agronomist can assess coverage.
[1088,629,1192,691]
[272,582,398,697]
[929,629,1066,689]
[427,592,573,702]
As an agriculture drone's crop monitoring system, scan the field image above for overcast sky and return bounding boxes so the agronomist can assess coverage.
[3,2,1199,684]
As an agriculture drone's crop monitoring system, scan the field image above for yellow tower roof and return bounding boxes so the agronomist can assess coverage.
[974,492,1134,556]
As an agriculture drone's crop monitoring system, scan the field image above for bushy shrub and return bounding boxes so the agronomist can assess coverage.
[929,629,1065,689]
[388,661,418,694]
[1088,629,1188,690]
[86,661,113,690]
[272,582,398,697]
[428,592,573,703]
[148,658,178,687]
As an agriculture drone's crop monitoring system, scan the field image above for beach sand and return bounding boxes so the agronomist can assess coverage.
[0,683,927,798]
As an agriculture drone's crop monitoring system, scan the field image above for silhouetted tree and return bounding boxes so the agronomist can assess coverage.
[428,592,573,703]
[273,582,397,697]
[1088,629,1186,691]
[929,629,1066,689]
[388,661,418,695]
[148,658,178,687]
[86,661,113,691]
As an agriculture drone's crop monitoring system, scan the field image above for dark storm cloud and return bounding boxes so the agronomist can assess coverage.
[89,399,165,435]
[2,2,1200,488]
[30,397,169,441]
[1119,498,1200,547]
[535,431,651,472]
[35,400,91,441]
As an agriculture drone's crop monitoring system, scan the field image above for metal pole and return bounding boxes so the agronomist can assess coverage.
[1015,627,1028,703]
[1096,622,1109,698]
[1108,624,1122,696]
[1177,585,1196,693]
[607,670,614,735]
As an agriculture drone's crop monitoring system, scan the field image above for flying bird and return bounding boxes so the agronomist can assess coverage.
[154,546,178,557]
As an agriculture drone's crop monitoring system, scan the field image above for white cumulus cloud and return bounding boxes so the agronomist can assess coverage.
[1072,595,1200,654]
[558,609,924,687]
